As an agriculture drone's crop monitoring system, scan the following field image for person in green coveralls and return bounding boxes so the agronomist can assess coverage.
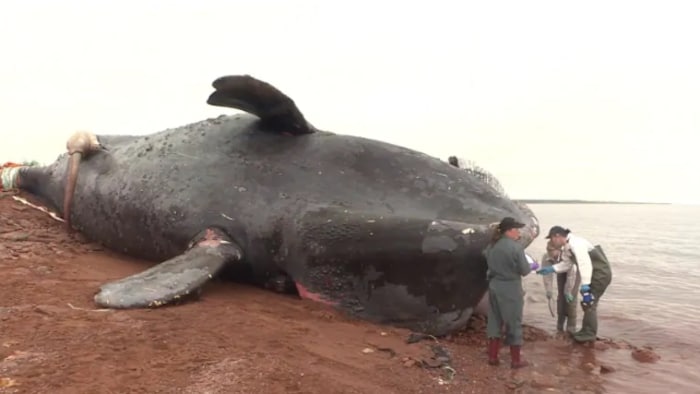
[537,226,613,343]
[484,217,539,368]
[541,240,580,333]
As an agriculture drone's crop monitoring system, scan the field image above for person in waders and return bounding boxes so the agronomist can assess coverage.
[484,217,539,368]
[537,226,613,343]
[541,241,580,333]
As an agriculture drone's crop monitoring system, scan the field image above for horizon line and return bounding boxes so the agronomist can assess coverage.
[515,198,673,205]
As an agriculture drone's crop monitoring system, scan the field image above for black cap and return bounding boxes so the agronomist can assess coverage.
[545,225,570,239]
[498,217,525,232]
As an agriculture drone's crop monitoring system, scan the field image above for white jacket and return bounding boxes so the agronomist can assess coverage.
[550,233,595,285]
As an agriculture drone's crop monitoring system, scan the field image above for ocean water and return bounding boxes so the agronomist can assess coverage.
[521,203,700,392]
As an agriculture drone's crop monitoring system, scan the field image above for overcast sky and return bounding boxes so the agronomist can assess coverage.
[1,1,697,203]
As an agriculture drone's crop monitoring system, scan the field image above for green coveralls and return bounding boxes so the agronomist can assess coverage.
[572,245,613,342]
[556,271,580,332]
[541,252,580,332]
[485,237,532,346]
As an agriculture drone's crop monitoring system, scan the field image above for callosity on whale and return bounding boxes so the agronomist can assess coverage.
[9,74,540,335]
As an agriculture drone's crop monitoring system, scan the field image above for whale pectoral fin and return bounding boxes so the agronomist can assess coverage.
[93,228,243,309]
[206,74,315,135]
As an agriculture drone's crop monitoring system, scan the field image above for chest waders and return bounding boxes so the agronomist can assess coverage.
[571,245,613,343]
[551,249,580,333]
[556,272,580,333]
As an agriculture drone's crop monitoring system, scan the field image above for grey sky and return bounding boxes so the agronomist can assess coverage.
[1,1,697,203]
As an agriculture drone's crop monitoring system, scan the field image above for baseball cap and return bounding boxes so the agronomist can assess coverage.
[545,225,570,239]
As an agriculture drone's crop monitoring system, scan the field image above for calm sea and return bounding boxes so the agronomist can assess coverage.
[521,203,700,393]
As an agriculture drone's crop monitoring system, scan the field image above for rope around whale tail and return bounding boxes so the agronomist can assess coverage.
[1,162,66,223]
[1,162,24,192]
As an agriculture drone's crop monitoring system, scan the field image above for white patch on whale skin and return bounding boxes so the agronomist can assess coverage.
[221,213,234,221]
[461,228,475,234]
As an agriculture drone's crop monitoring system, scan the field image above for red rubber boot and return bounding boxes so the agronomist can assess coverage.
[487,338,501,366]
[510,346,530,369]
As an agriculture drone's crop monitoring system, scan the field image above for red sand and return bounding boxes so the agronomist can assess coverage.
[1,191,643,393]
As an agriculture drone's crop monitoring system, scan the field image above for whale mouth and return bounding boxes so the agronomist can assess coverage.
[513,201,540,249]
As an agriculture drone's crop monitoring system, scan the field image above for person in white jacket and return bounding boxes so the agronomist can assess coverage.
[537,226,613,343]
[541,241,580,333]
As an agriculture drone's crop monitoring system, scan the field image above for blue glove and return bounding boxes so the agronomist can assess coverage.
[580,284,591,294]
[536,266,555,275]
[530,261,540,271]
[565,293,574,303]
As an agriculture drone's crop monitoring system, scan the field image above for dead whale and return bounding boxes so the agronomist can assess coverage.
[7,75,540,335]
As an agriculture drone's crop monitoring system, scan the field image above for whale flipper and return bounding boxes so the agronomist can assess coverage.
[94,228,243,309]
[206,74,315,135]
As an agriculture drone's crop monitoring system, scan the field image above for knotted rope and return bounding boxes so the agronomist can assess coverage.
[1,162,23,191]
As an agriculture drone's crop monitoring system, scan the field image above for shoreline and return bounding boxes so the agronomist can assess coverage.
[515,199,670,205]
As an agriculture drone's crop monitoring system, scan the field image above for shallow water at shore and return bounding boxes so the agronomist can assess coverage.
[522,203,700,393]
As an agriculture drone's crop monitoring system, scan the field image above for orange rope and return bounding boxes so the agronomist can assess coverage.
[1,162,23,169]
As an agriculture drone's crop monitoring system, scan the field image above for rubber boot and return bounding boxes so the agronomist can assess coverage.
[487,338,501,366]
[510,346,529,369]
[556,315,565,332]
[573,305,598,343]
